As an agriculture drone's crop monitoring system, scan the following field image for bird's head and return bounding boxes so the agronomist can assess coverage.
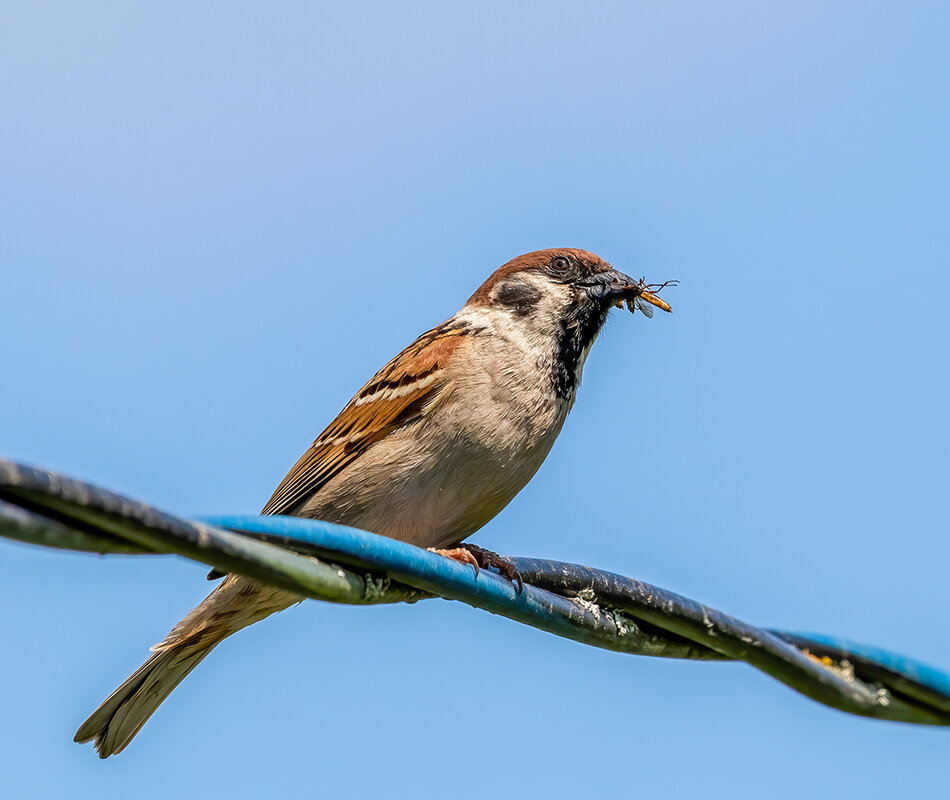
[462,248,674,399]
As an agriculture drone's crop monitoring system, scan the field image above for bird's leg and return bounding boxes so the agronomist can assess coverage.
[429,544,524,593]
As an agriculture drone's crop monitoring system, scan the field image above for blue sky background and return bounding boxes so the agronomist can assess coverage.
[2,2,948,796]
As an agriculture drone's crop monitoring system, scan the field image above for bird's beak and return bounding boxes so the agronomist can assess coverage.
[583,270,674,313]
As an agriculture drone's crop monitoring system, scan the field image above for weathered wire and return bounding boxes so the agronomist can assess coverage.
[2,459,948,727]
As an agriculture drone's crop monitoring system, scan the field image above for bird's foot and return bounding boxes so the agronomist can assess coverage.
[429,544,524,593]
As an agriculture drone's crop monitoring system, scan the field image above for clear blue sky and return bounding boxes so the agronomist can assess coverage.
[2,2,948,796]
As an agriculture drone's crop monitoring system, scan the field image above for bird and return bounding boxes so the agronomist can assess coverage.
[74,248,674,757]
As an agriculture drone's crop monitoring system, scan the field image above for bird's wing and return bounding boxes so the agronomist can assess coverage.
[261,322,466,516]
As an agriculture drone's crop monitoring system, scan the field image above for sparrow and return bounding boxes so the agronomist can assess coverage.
[75,248,674,757]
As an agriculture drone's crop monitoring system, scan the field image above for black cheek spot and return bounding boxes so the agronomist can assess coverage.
[496,281,543,316]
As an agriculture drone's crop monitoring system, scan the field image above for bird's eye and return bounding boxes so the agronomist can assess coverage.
[550,256,572,274]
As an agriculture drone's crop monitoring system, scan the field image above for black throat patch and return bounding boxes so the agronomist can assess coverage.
[552,299,609,400]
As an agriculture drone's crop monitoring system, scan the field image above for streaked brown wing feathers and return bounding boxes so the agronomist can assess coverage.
[260,325,465,516]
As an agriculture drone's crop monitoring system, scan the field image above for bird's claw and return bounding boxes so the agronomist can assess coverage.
[429,544,524,594]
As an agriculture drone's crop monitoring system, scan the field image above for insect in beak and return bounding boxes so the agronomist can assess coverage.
[636,290,673,314]
[623,278,678,317]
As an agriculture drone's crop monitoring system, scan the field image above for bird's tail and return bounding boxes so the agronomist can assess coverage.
[74,639,218,757]
[75,575,299,757]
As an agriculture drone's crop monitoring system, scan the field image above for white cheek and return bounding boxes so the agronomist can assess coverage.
[456,282,570,356]
[456,304,540,353]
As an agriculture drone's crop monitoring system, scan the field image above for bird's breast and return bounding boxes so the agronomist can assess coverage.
[302,333,571,549]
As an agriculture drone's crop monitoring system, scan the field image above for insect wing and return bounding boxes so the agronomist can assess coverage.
[633,296,654,318]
